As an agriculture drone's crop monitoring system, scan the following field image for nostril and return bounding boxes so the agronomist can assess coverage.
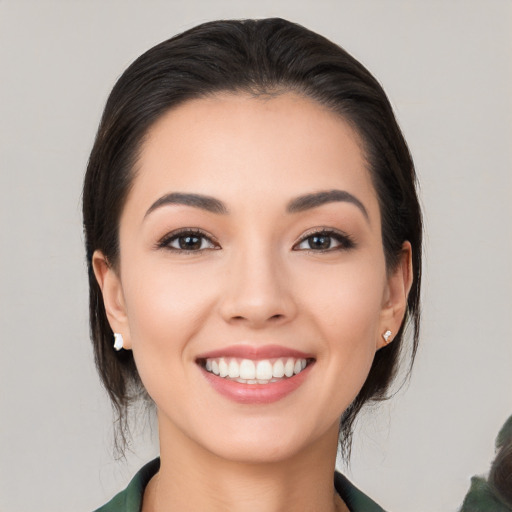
[228,313,285,324]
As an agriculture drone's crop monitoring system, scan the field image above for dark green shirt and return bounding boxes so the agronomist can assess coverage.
[459,476,512,512]
[94,458,386,512]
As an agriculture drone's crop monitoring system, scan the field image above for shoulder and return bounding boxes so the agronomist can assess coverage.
[93,459,160,512]
[335,472,387,512]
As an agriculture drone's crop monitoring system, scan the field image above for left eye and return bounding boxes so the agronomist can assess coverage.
[160,231,218,252]
[294,231,353,251]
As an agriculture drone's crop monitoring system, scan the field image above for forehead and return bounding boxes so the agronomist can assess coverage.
[130,92,377,214]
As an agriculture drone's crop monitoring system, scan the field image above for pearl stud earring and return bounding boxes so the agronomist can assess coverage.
[113,333,124,351]
[382,330,392,344]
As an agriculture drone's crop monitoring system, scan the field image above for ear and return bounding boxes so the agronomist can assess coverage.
[377,242,413,350]
[92,250,132,350]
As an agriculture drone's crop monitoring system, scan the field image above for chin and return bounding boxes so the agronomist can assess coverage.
[190,416,338,466]
[207,436,307,465]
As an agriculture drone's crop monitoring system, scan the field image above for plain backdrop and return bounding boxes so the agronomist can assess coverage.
[1,1,511,511]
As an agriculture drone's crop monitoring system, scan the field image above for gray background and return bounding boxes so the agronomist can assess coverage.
[1,1,511,511]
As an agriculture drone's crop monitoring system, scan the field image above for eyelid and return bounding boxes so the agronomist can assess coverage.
[293,227,355,251]
[155,227,354,253]
[156,228,220,252]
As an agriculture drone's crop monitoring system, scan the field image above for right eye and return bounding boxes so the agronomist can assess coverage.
[158,229,219,253]
[292,228,355,253]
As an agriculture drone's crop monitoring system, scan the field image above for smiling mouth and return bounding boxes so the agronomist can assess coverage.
[198,357,314,384]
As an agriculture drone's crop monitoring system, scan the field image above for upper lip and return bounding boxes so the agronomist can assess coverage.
[196,344,314,361]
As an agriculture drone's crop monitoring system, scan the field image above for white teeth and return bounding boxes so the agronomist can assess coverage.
[218,358,229,377]
[203,356,309,382]
[272,359,285,378]
[284,358,295,377]
[228,359,239,378]
[235,377,281,384]
[239,359,256,380]
[256,360,273,380]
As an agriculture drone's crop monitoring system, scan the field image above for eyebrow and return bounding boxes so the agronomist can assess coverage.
[145,192,228,218]
[286,189,369,220]
[144,189,368,220]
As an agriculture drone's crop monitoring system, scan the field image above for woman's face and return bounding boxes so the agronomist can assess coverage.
[95,92,409,463]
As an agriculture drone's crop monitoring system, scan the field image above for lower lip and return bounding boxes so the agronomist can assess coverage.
[200,364,314,404]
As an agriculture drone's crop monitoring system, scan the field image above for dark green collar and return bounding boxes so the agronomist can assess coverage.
[335,472,386,511]
[459,476,512,511]
[94,458,386,512]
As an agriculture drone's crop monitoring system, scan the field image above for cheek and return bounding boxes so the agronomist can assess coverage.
[119,259,222,407]
[297,256,386,387]
[122,259,219,348]
[299,255,385,335]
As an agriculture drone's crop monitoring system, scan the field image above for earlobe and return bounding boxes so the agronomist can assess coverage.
[92,250,132,350]
[378,242,413,349]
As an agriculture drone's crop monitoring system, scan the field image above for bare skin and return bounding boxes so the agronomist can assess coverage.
[94,92,412,512]
[142,416,349,512]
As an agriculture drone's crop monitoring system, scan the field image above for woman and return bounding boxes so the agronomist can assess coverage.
[83,18,422,512]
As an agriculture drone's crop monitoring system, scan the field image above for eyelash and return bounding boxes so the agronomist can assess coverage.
[156,228,355,254]
[157,229,220,253]
[292,228,355,253]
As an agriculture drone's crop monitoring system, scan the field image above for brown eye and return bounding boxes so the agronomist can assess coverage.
[307,234,332,250]
[294,229,355,252]
[159,230,218,252]
[178,235,203,250]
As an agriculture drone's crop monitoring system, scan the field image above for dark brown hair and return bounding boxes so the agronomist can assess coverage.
[83,17,422,459]
[489,416,512,505]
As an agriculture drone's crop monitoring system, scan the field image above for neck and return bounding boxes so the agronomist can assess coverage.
[143,414,348,512]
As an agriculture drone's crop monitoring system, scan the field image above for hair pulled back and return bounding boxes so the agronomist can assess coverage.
[83,17,422,458]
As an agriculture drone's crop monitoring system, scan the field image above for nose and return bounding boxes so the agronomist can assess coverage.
[219,245,297,329]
